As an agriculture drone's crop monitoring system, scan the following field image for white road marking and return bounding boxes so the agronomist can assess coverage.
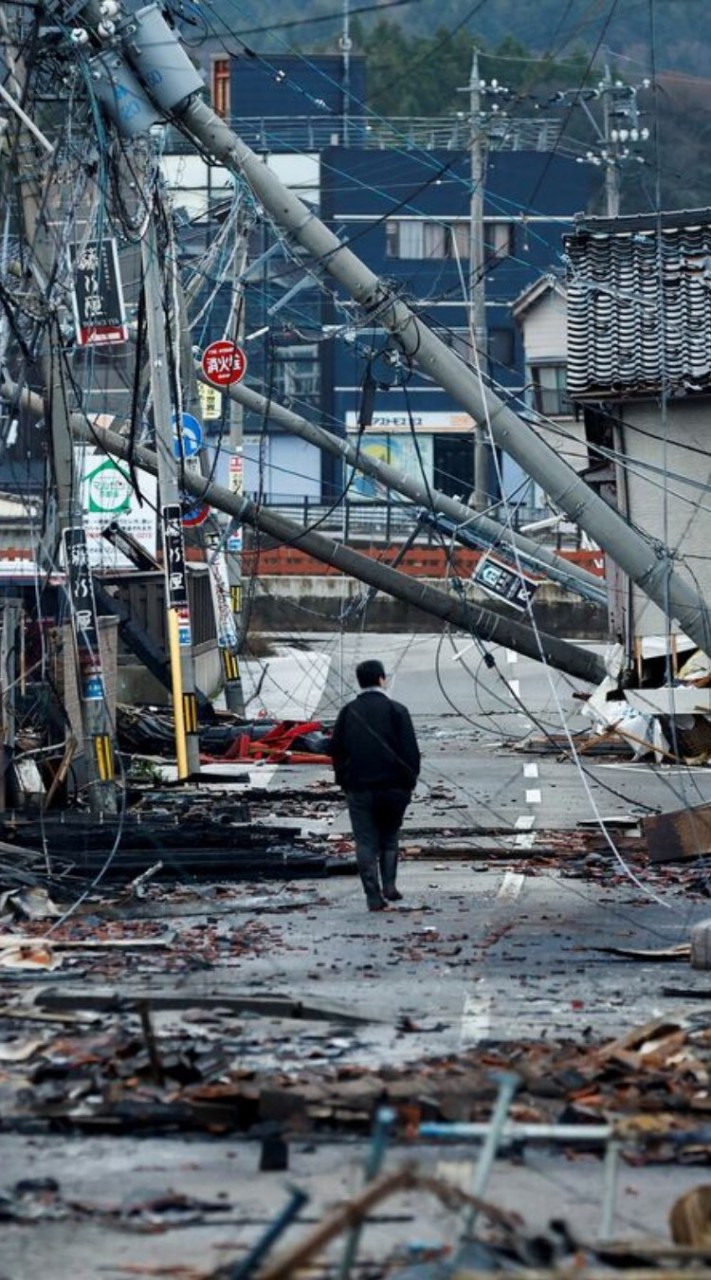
[523,762,539,778]
[515,814,536,829]
[514,832,536,848]
[497,870,525,899]
[460,990,493,1046]
[508,679,520,699]
[506,649,518,664]
[451,640,478,664]
[525,788,542,804]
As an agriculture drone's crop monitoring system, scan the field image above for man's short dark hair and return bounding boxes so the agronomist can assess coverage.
[356,659,386,688]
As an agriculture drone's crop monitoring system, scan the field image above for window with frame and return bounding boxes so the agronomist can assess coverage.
[485,222,514,259]
[212,58,231,119]
[385,218,513,262]
[531,364,571,416]
[273,344,320,404]
[386,219,467,260]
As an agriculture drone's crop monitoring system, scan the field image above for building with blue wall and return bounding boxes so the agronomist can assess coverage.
[184,52,595,511]
[318,145,593,506]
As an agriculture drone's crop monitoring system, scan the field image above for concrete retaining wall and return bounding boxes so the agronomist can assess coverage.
[246,575,609,639]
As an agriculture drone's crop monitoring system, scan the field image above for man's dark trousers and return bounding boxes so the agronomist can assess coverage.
[346,790,399,907]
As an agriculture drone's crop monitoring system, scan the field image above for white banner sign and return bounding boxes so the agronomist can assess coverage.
[79,447,157,569]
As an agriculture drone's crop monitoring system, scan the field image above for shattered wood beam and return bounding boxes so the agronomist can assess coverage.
[42,399,609,685]
[202,372,607,607]
[254,1167,416,1280]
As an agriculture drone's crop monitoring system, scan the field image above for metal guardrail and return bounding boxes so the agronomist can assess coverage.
[248,499,585,551]
[165,115,564,155]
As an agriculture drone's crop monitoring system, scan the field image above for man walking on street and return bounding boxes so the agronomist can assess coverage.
[330,659,420,911]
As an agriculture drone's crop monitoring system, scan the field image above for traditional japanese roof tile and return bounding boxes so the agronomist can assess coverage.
[565,209,711,399]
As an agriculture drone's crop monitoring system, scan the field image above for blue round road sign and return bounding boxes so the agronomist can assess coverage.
[172,411,203,460]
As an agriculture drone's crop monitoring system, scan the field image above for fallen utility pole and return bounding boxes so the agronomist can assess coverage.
[211,373,607,607]
[0,375,607,682]
[66,2,711,665]
[66,414,607,686]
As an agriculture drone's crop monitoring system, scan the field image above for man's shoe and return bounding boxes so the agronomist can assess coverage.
[383,888,403,902]
[368,899,387,912]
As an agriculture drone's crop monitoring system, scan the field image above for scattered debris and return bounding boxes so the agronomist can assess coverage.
[644,802,711,864]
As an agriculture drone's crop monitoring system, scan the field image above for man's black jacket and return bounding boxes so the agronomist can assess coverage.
[329,690,420,792]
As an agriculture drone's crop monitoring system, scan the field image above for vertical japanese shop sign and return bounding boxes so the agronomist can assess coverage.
[208,546,239,650]
[162,503,192,647]
[62,527,105,701]
[227,454,243,553]
[70,238,129,347]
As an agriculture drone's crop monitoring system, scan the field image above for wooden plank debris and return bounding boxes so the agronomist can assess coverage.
[644,802,711,863]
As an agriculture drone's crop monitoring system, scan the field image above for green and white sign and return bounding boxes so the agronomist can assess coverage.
[85,458,133,515]
[79,446,157,569]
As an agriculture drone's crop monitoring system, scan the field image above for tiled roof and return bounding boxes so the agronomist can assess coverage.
[565,210,711,399]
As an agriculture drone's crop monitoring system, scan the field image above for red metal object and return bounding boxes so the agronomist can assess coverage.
[201,721,332,766]
[201,339,247,387]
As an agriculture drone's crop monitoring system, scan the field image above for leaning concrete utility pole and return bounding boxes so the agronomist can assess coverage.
[66,416,608,686]
[147,66,711,655]
[209,373,607,606]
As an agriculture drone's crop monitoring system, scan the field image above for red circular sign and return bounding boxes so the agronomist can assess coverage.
[181,500,210,528]
[201,339,247,387]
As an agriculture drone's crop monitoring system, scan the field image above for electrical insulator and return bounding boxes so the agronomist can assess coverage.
[71,28,90,45]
